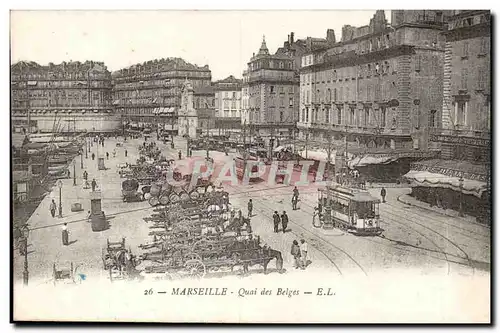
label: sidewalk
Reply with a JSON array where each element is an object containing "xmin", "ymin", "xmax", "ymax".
[{"xmin": 397, "ymin": 193, "xmax": 484, "ymax": 226}]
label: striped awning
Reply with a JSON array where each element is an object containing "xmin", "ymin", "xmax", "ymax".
[
  {"xmin": 81, "ymin": 110, "xmax": 86, "ymax": 114},
  {"xmin": 107, "ymin": 110, "xmax": 112, "ymax": 113},
  {"xmin": 93, "ymin": 109, "xmax": 99, "ymax": 113}
]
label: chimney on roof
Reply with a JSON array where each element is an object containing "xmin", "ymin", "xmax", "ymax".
[{"xmin": 290, "ymin": 32, "xmax": 295, "ymax": 44}]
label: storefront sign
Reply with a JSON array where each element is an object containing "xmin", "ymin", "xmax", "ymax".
[
  {"xmin": 430, "ymin": 134, "xmax": 490, "ymax": 147},
  {"xmin": 411, "ymin": 164, "xmax": 488, "ymax": 182}
]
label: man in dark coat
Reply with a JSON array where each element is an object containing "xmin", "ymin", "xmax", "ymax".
[
  {"xmin": 125, "ymin": 149, "xmax": 128, "ymax": 157},
  {"xmin": 273, "ymin": 211, "xmax": 281, "ymax": 233},
  {"xmin": 281, "ymin": 211, "xmax": 289, "ymax": 233},
  {"xmin": 247, "ymin": 199, "xmax": 253, "ymax": 217},
  {"xmin": 380, "ymin": 187, "xmax": 387, "ymax": 203},
  {"xmin": 91, "ymin": 153, "xmax": 95, "ymax": 161},
  {"xmin": 178, "ymin": 150, "xmax": 182, "ymax": 160},
  {"xmin": 91, "ymin": 178, "xmax": 97, "ymax": 192}
]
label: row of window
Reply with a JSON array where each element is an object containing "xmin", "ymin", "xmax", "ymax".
[
  {"xmin": 114, "ymin": 88, "xmax": 181, "ymax": 99},
  {"xmin": 302, "ymin": 62, "xmax": 393, "ymax": 85},
  {"xmin": 459, "ymin": 67, "xmax": 489, "ymax": 91},
  {"xmin": 459, "ymin": 38, "xmax": 490, "ymax": 58},
  {"xmin": 12, "ymin": 73, "xmax": 109, "ymax": 81},
  {"xmin": 301, "ymin": 83, "xmax": 392, "ymax": 104},
  {"xmin": 249, "ymin": 60, "xmax": 293, "ymax": 71},
  {"xmin": 300, "ymin": 106, "xmax": 389, "ymax": 128},
  {"xmin": 269, "ymin": 85, "xmax": 294, "ymax": 94},
  {"xmin": 302, "ymin": 34, "xmax": 394, "ymax": 67}
]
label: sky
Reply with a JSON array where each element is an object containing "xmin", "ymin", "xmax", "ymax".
[{"xmin": 10, "ymin": 10, "xmax": 386, "ymax": 80}]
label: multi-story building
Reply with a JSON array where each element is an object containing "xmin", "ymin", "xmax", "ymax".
[
  {"xmin": 241, "ymin": 36, "xmax": 302, "ymax": 146},
  {"xmin": 11, "ymin": 61, "xmax": 117, "ymax": 133},
  {"xmin": 298, "ymin": 10, "xmax": 452, "ymax": 181},
  {"xmin": 112, "ymin": 58, "xmax": 211, "ymax": 135},
  {"xmin": 405, "ymin": 10, "xmax": 491, "ymax": 221},
  {"xmin": 213, "ymin": 75, "xmax": 242, "ymax": 134}
]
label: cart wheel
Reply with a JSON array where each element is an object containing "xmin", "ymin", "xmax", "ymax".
[
  {"xmin": 192, "ymin": 239, "xmax": 213, "ymax": 252},
  {"xmin": 186, "ymin": 252, "xmax": 202, "ymax": 261},
  {"xmin": 184, "ymin": 259, "xmax": 206, "ymax": 279},
  {"xmin": 172, "ymin": 226, "xmax": 190, "ymax": 239}
]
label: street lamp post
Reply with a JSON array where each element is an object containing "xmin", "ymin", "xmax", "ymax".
[
  {"xmin": 459, "ymin": 176, "xmax": 464, "ymax": 217},
  {"xmin": 85, "ymin": 138, "xmax": 88, "ymax": 159},
  {"xmin": 58, "ymin": 180, "xmax": 63, "ymax": 218},
  {"xmin": 80, "ymin": 148, "xmax": 84, "ymax": 169},
  {"xmin": 73, "ymin": 160, "xmax": 77, "ymax": 186}
]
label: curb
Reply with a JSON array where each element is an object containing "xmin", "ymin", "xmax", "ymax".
[{"xmin": 396, "ymin": 194, "xmax": 486, "ymax": 226}]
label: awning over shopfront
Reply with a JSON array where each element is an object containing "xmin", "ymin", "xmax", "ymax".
[
  {"xmin": 299, "ymin": 150, "xmax": 335, "ymax": 164},
  {"xmin": 273, "ymin": 145, "xmax": 293, "ymax": 153},
  {"xmin": 348, "ymin": 155, "xmax": 399, "ymax": 168},
  {"xmin": 403, "ymin": 170, "xmax": 488, "ymax": 198}
]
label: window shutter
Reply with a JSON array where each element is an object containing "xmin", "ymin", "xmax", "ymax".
[
  {"xmin": 478, "ymin": 68, "xmax": 485, "ymax": 90},
  {"xmin": 461, "ymin": 68, "xmax": 468, "ymax": 90}
]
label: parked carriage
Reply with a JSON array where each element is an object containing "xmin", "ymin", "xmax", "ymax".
[{"xmin": 317, "ymin": 185, "xmax": 383, "ymax": 236}]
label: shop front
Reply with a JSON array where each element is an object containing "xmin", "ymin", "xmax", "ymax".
[{"xmin": 404, "ymin": 159, "xmax": 490, "ymax": 222}]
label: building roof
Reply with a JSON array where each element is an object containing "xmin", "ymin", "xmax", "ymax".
[
  {"xmin": 112, "ymin": 57, "xmax": 210, "ymax": 77},
  {"xmin": 11, "ymin": 60, "xmax": 109, "ymax": 74},
  {"xmin": 213, "ymin": 75, "xmax": 242, "ymax": 85}
]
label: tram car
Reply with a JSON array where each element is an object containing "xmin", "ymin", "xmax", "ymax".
[{"xmin": 317, "ymin": 185, "xmax": 383, "ymax": 236}]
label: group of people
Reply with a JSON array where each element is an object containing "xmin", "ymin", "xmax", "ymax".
[{"xmin": 290, "ymin": 239, "xmax": 308, "ymax": 270}]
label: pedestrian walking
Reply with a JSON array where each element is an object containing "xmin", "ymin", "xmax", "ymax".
[
  {"xmin": 247, "ymin": 199, "xmax": 253, "ymax": 218},
  {"xmin": 91, "ymin": 153, "xmax": 95, "ymax": 161},
  {"xmin": 380, "ymin": 187, "xmax": 387, "ymax": 203},
  {"xmin": 106, "ymin": 152, "xmax": 109, "ymax": 160},
  {"xmin": 50, "ymin": 199, "xmax": 57, "ymax": 218},
  {"xmin": 178, "ymin": 150, "xmax": 182, "ymax": 160},
  {"xmin": 300, "ymin": 239, "xmax": 308, "ymax": 269},
  {"xmin": 91, "ymin": 178, "xmax": 97, "ymax": 192},
  {"xmin": 62, "ymin": 223, "xmax": 69, "ymax": 246},
  {"xmin": 125, "ymin": 149, "xmax": 128, "ymax": 157},
  {"xmin": 273, "ymin": 211, "xmax": 281, "ymax": 233},
  {"xmin": 281, "ymin": 211, "xmax": 289, "ymax": 233},
  {"xmin": 83, "ymin": 170, "xmax": 88, "ymax": 181},
  {"xmin": 290, "ymin": 240, "xmax": 301, "ymax": 269},
  {"xmin": 112, "ymin": 149, "xmax": 116, "ymax": 158}
]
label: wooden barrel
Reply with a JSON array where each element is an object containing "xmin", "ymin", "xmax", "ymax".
[
  {"xmin": 159, "ymin": 195, "xmax": 170, "ymax": 205},
  {"xmin": 180, "ymin": 192, "xmax": 190, "ymax": 202},
  {"xmin": 150, "ymin": 182, "xmax": 162, "ymax": 197},
  {"xmin": 169, "ymin": 193, "xmax": 180, "ymax": 204},
  {"xmin": 189, "ymin": 191, "xmax": 200, "ymax": 200},
  {"xmin": 148, "ymin": 196, "xmax": 160, "ymax": 207}
]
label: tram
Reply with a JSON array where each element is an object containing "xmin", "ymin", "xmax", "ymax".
[{"xmin": 317, "ymin": 184, "xmax": 383, "ymax": 236}]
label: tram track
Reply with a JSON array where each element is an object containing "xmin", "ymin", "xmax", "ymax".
[{"xmin": 293, "ymin": 191, "xmax": 453, "ymax": 275}]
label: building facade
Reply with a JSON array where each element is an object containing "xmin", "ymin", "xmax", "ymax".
[
  {"xmin": 213, "ymin": 76, "xmax": 242, "ymax": 133},
  {"xmin": 112, "ymin": 58, "xmax": 211, "ymax": 135},
  {"xmin": 297, "ymin": 10, "xmax": 451, "ymax": 180},
  {"xmin": 241, "ymin": 36, "xmax": 301, "ymax": 145},
  {"xmin": 11, "ymin": 61, "xmax": 117, "ymax": 133},
  {"xmin": 405, "ymin": 10, "xmax": 491, "ymax": 221}
]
